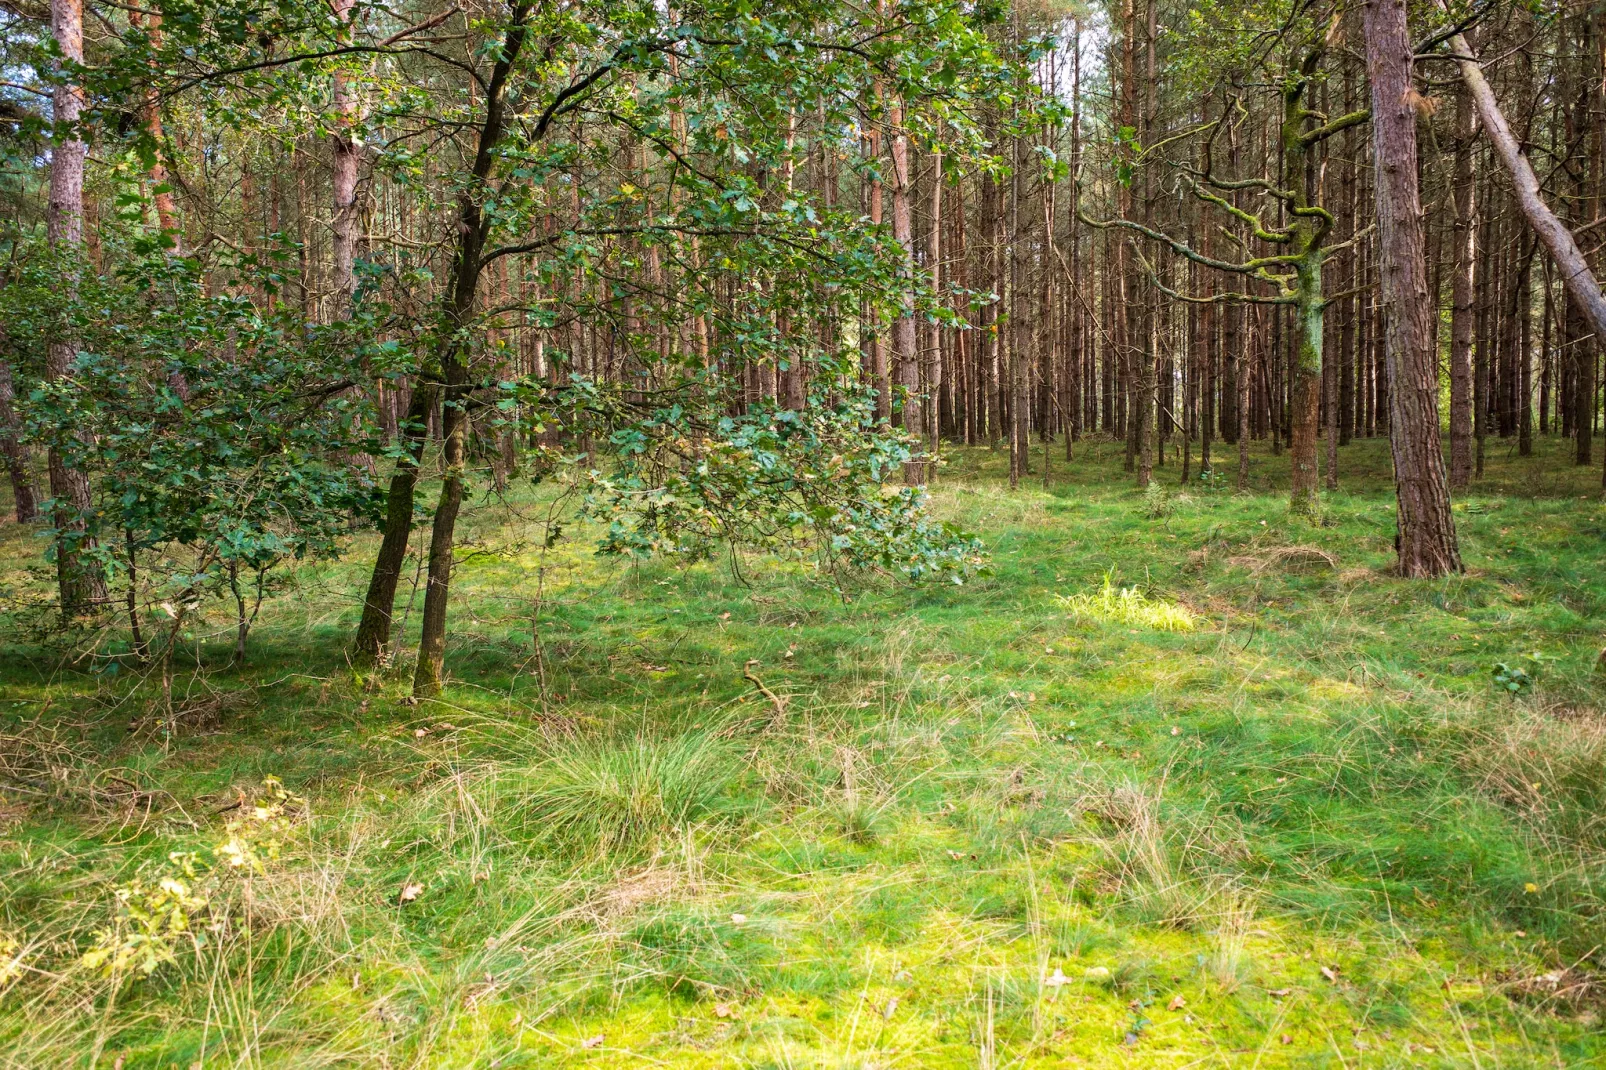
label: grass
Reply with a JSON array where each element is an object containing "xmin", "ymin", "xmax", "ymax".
[
  {"xmin": 1058, "ymin": 573, "xmax": 1198, "ymax": 632},
  {"xmin": 1, "ymin": 431, "xmax": 1604, "ymax": 1067}
]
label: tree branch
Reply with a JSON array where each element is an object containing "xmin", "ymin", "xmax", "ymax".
[{"xmin": 1301, "ymin": 107, "xmax": 1370, "ymax": 145}]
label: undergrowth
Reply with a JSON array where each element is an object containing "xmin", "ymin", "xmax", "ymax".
[{"xmin": 0, "ymin": 435, "xmax": 1603, "ymax": 1067}]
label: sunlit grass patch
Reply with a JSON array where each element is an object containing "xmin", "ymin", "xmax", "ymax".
[{"xmin": 1059, "ymin": 574, "xmax": 1198, "ymax": 633}]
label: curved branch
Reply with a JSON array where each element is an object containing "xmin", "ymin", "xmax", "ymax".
[
  {"xmin": 1189, "ymin": 182, "xmax": 1293, "ymax": 243},
  {"xmin": 1131, "ymin": 247, "xmax": 1293, "ymax": 305},
  {"xmin": 1301, "ymin": 107, "xmax": 1370, "ymax": 145},
  {"xmin": 162, "ymin": 44, "xmax": 487, "ymax": 99},
  {"xmin": 1078, "ymin": 207, "xmax": 1299, "ymax": 274}
]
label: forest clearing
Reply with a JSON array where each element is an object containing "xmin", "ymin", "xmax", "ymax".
[
  {"xmin": 1, "ymin": 440, "xmax": 1604, "ymax": 1066},
  {"xmin": 3, "ymin": 0, "xmax": 1606, "ymax": 1064}
]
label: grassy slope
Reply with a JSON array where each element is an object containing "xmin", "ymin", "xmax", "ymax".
[{"xmin": 1, "ymin": 435, "xmax": 1604, "ymax": 1068}]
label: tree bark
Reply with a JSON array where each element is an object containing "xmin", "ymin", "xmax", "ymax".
[
  {"xmin": 410, "ymin": 9, "xmax": 531, "ymax": 697},
  {"xmin": 1366, "ymin": 0, "xmax": 1462, "ymax": 576},
  {"xmin": 866, "ymin": 104, "xmax": 889, "ymax": 424},
  {"xmin": 330, "ymin": 0, "xmax": 362, "ymax": 302},
  {"xmin": 128, "ymin": 9, "xmax": 178, "ymax": 239},
  {"xmin": 924, "ymin": 149, "xmax": 943, "ymax": 465},
  {"xmin": 46, "ymin": 0, "xmax": 107, "ymax": 615},
  {"xmin": 1440, "ymin": 12, "xmax": 1606, "ymax": 364},
  {"xmin": 1236, "ymin": 309, "xmax": 1251, "ymax": 490},
  {"xmin": 351, "ymin": 383, "xmax": 436, "ymax": 665},
  {"xmin": 1448, "ymin": 77, "xmax": 1476, "ymax": 488},
  {"xmin": 0, "ymin": 356, "xmax": 37, "ymax": 523},
  {"xmin": 889, "ymin": 100, "xmax": 923, "ymax": 484}
]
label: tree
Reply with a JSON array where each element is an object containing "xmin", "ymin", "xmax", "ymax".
[
  {"xmin": 1448, "ymin": 66, "xmax": 1475, "ymax": 489},
  {"xmin": 1435, "ymin": 4, "xmax": 1606, "ymax": 480},
  {"xmin": 1364, "ymin": 0, "xmax": 1462, "ymax": 576},
  {"xmin": 1079, "ymin": 11, "xmax": 1367, "ymax": 516},
  {"xmin": 44, "ymin": 0, "xmax": 108, "ymax": 615}
]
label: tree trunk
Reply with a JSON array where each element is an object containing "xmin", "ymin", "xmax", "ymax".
[
  {"xmin": 1448, "ymin": 78, "xmax": 1476, "ymax": 488},
  {"xmin": 1365, "ymin": 0, "xmax": 1462, "ymax": 576},
  {"xmin": 330, "ymin": 0, "xmax": 361, "ymax": 302},
  {"xmin": 0, "ymin": 356, "xmax": 37, "ymax": 523},
  {"xmin": 128, "ymin": 9, "xmax": 178, "ymax": 239},
  {"xmin": 1288, "ymin": 255, "xmax": 1322, "ymax": 512},
  {"xmin": 412, "ymin": 371, "xmax": 467, "ymax": 697},
  {"xmin": 47, "ymin": 0, "xmax": 107, "ymax": 615},
  {"xmin": 1441, "ymin": 9, "xmax": 1606, "ymax": 373},
  {"xmin": 409, "ymin": 10, "xmax": 531, "ymax": 697},
  {"xmin": 890, "ymin": 101, "xmax": 923, "ymax": 484},
  {"xmin": 866, "ymin": 109, "xmax": 889, "ymax": 424},
  {"xmin": 924, "ymin": 150, "xmax": 943, "ymax": 463},
  {"xmin": 351, "ymin": 384, "xmax": 436, "ymax": 665},
  {"xmin": 1236, "ymin": 309, "xmax": 1251, "ymax": 491}
]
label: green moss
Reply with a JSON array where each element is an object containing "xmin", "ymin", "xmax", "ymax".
[{"xmin": 0, "ymin": 436, "xmax": 1603, "ymax": 1066}]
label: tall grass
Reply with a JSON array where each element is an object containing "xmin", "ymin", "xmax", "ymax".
[
  {"xmin": 1, "ymin": 436, "xmax": 1604, "ymax": 1065},
  {"xmin": 499, "ymin": 728, "xmax": 741, "ymax": 858}
]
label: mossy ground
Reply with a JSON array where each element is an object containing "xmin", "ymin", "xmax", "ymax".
[{"xmin": 2, "ymin": 434, "xmax": 1604, "ymax": 1067}]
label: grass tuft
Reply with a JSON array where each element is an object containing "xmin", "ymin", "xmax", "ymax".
[
  {"xmin": 500, "ymin": 728, "xmax": 740, "ymax": 858},
  {"xmin": 1059, "ymin": 573, "xmax": 1197, "ymax": 632}
]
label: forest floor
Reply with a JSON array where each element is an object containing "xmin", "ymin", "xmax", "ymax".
[{"xmin": 2, "ymin": 435, "xmax": 1605, "ymax": 1068}]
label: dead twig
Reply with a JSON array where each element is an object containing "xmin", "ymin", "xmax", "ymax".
[{"xmin": 742, "ymin": 660, "xmax": 788, "ymax": 726}]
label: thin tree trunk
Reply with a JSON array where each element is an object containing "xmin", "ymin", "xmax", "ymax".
[
  {"xmin": 1365, "ymin": 0, "xmax": 1462, "ymax": 576},
  {"xmin": 890, "ymin": 100, "xmax": 923, "ymax": 483},
  {"xmin": 351, "ymin": 384, "xmax": 437, "ymax": 665},
  {"xmin": 0, "ymin": 356, "xmax": 37, "ymax": 522},
  {"xmin": 330, "ymin": 0, "xmax": 361, "ymax": 302},
  {"xmin": 46, "ymin": 0, "xmax": 107, "ymax": 615},
  {"xmin": 925, "ymin": 150, "xmax": 943, "ymax": 464},
  {"xmin": 1449, "ymin": 76, "xmax": 1476, "ymax": 488},
  {"xmin": 1236, "ymin": 309, "xmax": 1251, "ymax": 491},
  {"xmin": 128, "ymin": 9, "xmax": 178, "ymax": 239},
  {"xmin": 867, "ymin": 106, "xmax": 889, "ymax": 424}
]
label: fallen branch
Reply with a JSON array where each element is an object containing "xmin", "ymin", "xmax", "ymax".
[{"xmin": 742, "ymin": 659, "xmax": 788, "ymax": 724}]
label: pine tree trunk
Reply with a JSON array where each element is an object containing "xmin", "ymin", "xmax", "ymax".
[
  {"xmin": 1448, "ymin": 79, "xmax": 1476, "ymax": 488},
  {"xmin": 924, "ymin": 150, "xmax": 943, "ymax": 464},
  {"xmin": 46, "ymin": 0, "xmax": 106, "ymax": 616},
  {"xmin": 890, "ymin": 102, "xmax": 923, "ymax": 484},
  {"xmin": 1236, "ymin": 309, "xmax": 1251, "ymax": 490},
  {"xmin": 330, "ymin": 0, "xmax": 361, "ymax": 302},
  {"xmin": 1365, "ymin": 0, "xmax": 1463, "ymax": 576}
]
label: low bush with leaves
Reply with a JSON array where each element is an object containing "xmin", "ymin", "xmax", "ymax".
[
  {"xmin": 1492, "ymin": 662, "xmax": 1533, "ymax": 694},
  {"xmin": 3, "ymin": 242, "xmax": 388, "ymax": 659},
  {"xmin": 79, "ymin": 776, "xmax": 303, "ymax": 981}
]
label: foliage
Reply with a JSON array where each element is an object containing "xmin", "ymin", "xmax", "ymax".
[
  {"xmin": 1, "ymin": 238, "xmax": 388, "ymax": 647},
  {"xmin": 1491, "ymin": 662, "xmax": 1533, "ymax": 694},
  {"xmin": 1141, "ymin": 480, "xmax": 1170, "ymax": 518},
  {"xmin": 540, "ymin": 379, "xmax": 988, "ymax": 585},
  {"xmin": 79, "ymin": 776, "xmax": 303, "ymax": 979},
  {"xmin": 78, "ymin": 862, "xmax": 210, "ymax": 978}
]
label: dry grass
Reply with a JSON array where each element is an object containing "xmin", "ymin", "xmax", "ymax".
[{"xmin": 1226, "ymin": 544, "xmax": 1340, "ymax": 574}]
